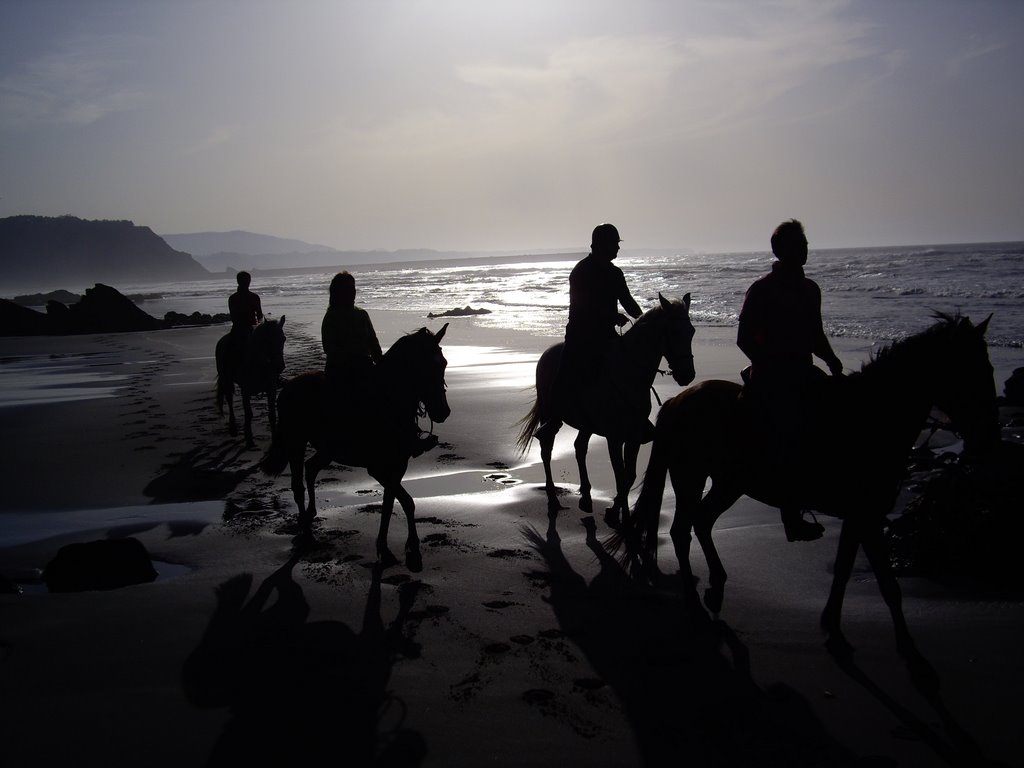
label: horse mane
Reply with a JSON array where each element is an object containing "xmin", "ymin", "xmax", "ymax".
[
  {"xmin": 383, "ymin": 327, "xmax": 433, "ymax": 362},
  {"xmin": 862, "ymin": 311, "xmax": 964, "ymax": 376},
  {"xmin": 629, "ymin": 303, "xmax": 665, "ymax": 332}
]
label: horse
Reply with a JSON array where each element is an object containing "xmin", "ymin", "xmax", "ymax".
[
  {"xmin": 215, "ymin": 317, "xmax": 287, "ymax": 448},
  {"xmin": 261, "ymin": 324, "xmax": 450, "ymax": 571},
  {"xmin": 616, "ymin": 313, "xmax": 999, "ymax": 679},
  {"xmin": 515, "ymin": 294, "xmax": 696, "ymax": 523}
]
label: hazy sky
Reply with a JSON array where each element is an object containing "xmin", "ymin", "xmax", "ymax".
[{"xmin": 2, "ymin": 0, "xmax": 1022, "ymax": 253}]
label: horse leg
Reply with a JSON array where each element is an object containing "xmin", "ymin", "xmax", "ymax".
[
  {"xmin": 692, "ymin": 479, "xmax": 743, "ymax": 614},
  {"xmin": 242, "ymin": 391, "xmax": 255, "ymax": 448},
  {"xmin": 289, "ymin": 449, "xmax": 308, "ymax": 528},
  {"xmin": 394, "ymin": 484, "xmax": 422, "ymax": 573},
  {"xmin": 375, "ymin": 485, "xmax": 401, "ymax": 570},
  {"xmin": 606, "ymin": 439, "xmax": 640, "ymax": 528},
  {"xmin": 540, "ymin": 423, "xmax": 565, "ymax": 516},
  {"xmin": 860, "ymin": 523, "xmax": 938, "ymax": 688},
  {"xmin": 267, "ymin": 388, "xmax": 277, "ymax": 435},
  {"xmin": 224, "ymin": 384, "xmax": 237, "ymax": 437},
  {"xmin": 301, "ymin": 450, "xmax": 331, "ymax": 531},
  {"xmin": 575, "ymin": 431, "xmax": 594, "ymax": 515},
  {"xmin": 821, "ymin": 518, "xmax": 861, "ymax": 658},
  {"xmin": 666, "ymin": 466, "xmax": 707, "ymax": 612}
]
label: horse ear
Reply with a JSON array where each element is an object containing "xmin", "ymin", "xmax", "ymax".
[
  {"xmin": 435, "ymin": 322, "xmax": 449, "ymax": 343},
  {"xmin": 682, "ymin": 292, "xmax": 691, "ymax": 310},
  {"xmin": 976, "ymin": 313, "xmax": 992, "ymax": 336},
  {"xmin": 280, "ymin": 315, "xmax": 286, "ymax": 329},
  {"xmin": 659, "ymin": 293, "xmax": 672, "ymax": 312}
]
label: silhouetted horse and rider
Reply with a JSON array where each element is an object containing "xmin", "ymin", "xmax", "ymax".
[
  {"xmin": 517, "ymin": 224, "xmax": 696, "ymax": 523},
  {"xmin": 262, "ymin": 272, "xmax": 449, "ymax": 572}
]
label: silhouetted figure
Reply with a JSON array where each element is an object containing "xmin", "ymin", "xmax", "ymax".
[
  {"xmin": 321, "ymin": 271, "xmax": 436, "ymax": 457},
  {"xmin": 737, "ymin": 219, "xmax": 843, "ymax": 542},
  {"xmin": 536, "ymin": 223, "xmax": 650, "ymax": 443},
  {"xmin": 228, "ymin": 270, "xmax": 264, "ymax": 365}
]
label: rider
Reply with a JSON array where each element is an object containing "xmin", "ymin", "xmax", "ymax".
[
  {"xmin": 228, "ymin": 270, "xmax": 264, "ymax": 364},
  {"xmin": 321, "ymin": 271, "xmax": 435, "ymax": 457},
  {"xmin": 737, "ymin": 219, "xmax": 843, "ymax": 542},
  {"xmin": 536, "ymin": 223, "xmax": 651, "ymax": 443}
]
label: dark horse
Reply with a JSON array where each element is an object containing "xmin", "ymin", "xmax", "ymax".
[
  {"xmin": 516, "ymin": 294, "xmax": 696, "ymax": 522},
  {"xmin": 261, "ymin": 325, "xmax": 450, "ymax": 571},
  {"xmin": 618, "ymin": 313, "xmax": 999, "ymax": 678},
  {"xmin": 215, "ymin": 317, "xmax": 287, "ymax": 448}
]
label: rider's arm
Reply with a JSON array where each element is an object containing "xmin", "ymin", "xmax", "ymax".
[{"xmin": 808, "ymin": 281, "xmax": 842, "ymax": 375}]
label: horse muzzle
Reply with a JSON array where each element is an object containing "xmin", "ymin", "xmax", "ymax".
[{"xmin": 427, "ymin": 395, "xmax": 451, "ymax": 424}]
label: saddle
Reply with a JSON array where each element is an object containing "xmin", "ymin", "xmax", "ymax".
[
  {"xmin": 321, "ymin": 370, "xmax": 424, "ymax": 461},
  {"xmin": 738, "ymin": 366, "xmax": 843, "ymax": 471}
]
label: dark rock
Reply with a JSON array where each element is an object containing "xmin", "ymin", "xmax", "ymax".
[
  {"xmin": 48, "ymin": 283, "xmax": 163, "ymax": 334},
  {"xmin": 887, "ymin": 440, "xmax": 1024, "ymax": 593},
  {"xmin": 427, "ymin": 305, "xmax": 491, "ymax": 318},
  {"xmin": 1004, "ymin": 367, "xmax": 1024, "ymax": 406},
  {"xmin": 43, "ymin": 537, "xmax": 158, "ymax": 592},
  {"xmin": 164, "ymin": 310, "xmax": 231, "ymax": 327},
  {"xmin": 12, "ymin": 289, "xmax": 81, "ymax": 307},
  {"xmin": 0, "ymin": 298, "xmax": 52, "ymax": 335}
]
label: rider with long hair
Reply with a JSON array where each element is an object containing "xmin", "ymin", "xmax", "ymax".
[{"xmin": 322, "ymin": 271, "xmax": 435, "ymax": 457}]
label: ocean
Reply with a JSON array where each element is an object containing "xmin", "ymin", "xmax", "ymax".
[
  {"xmin": 102, "ymin": 240, "xmax": 1021, "ymax": 364},
  {"xmin": 11, "ymin": 240, "xmax": 1024, "ymax": 389}
]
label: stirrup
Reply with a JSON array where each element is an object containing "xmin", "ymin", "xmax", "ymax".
[{"xmin": 782, "ymin": 510, "xmax": 824, "ymax": 542}]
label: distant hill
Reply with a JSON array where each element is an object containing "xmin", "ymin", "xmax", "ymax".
[
  {"xmin": 160, "ymin": 229, "xmax": 548, "ymax": 272},
  {"xmin": 161, "ymin": 230, "xmax": 338, "ymax": 259},
  {"xmin": 0, "ymin": 215, "xmax": 210, "ymax": 292}
]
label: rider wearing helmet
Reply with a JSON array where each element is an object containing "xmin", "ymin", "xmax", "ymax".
[{"xmin": 537, "ymin": 223, "xmax": 651, "ymax": 443}]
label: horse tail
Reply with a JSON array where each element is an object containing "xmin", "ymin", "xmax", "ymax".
[
  {"xmin": 260, "ymin": 381, "xmax": 292, "ymax": 476},
  {"xmin": 514, "ymin": 344, "xmax": 561, "ymax": 457},
  {"xmin": 514, "ymin": 397, "xmax": 542, "ymax": 456}
]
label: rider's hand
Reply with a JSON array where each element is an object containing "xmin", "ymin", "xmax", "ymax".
[{"xmin": 615, "ymin": 313, "xmax": 630, "ymax": 328}]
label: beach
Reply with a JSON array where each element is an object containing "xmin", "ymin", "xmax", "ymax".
[{"xmin": 1, "ymin": 311, "xmax": 1022, "ymax": 767}]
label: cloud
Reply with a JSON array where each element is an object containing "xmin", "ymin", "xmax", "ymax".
[
  {"xmin": 0, "ymin": 34, "xmax": 147, "ymax": 128},
  {"xmin": 946, "ymin": 34, "xmax": 1005, "ymax": 77}
]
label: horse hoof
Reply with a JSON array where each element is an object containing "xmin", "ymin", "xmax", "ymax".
[
  {"xmin": 579, "ymin": 496, "xmax": 593, "ymax": 514},
  {"xmin": 378, "ymin": 549, "xmax": 401, "ymax": 570},
  {"xmin": 825, "ymin": 632, "xmax": 855, "ymax": 661},
  {"xmin": 703, "ymin": 586, "xmax": 724, "ymax": 614},
  {"xmin": 603, "ymin": 509, "xmax": 621, "ymax": 530},
  {"xmin": 907, "ymin": 652, "xmax": 941, "ymax": 694},
  {"xmin": 406, "ymin": 547, "xmax": 423, "ymax": 573}
]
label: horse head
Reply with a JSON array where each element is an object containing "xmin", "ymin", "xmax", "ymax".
[
  {"xmin": 933, "ymin": 313, "xmax": 999, "ymax": 454},
  {"xmin": 253, "ymin": 315, "xmax": 287, "ymax": 377},
  {"xmin": 422, "ymin": 322, "xmax": 451, "ymax": 424},
  {"xmin": 385, "ymin": 323, "xmax": 451, "ymax": 425},
  {"xmin": 657, "ymin": 292, "xmax": 696, "ymax": 386}
]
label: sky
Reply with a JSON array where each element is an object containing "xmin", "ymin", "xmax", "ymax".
[{"xmin": 1, "ymin": 0, "xmax": 1023, "ymax": 254}]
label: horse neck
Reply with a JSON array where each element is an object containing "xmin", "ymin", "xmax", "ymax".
[
  {"xmin": 621, "ymin": 313, "xmax": 666, "ymax": 384},
  {"xmin": 856, "ymin": 333, "xmax": 944, "ymax": 443},
  {"xmin": 379, "ymin": 346, "xmax": 422, "ymax": 413}
]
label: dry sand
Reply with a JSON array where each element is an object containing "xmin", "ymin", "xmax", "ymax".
[{"xmin": 1, "ymin": 312, "xmax": 1021, "ymax": 767}]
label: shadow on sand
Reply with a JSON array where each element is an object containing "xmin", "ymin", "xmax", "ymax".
[
  {"xmin": 525, "ymin": 516, "xmax": 879, "ymax": 767},
  {"xmin": 182, "ymin": 554, "xmax": 426, "ymax": 766}
]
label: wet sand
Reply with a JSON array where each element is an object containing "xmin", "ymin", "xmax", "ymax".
[{"xmin": 0, "ymin": 313, "xmax": 1021, "ymax": 767}]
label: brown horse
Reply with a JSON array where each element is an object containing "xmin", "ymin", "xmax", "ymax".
[
  {"xmin": 261, "ymin": 325, "xmax": 449, "ymax": 571},
  {"xmin": 215, "ymin": 317, "xmax": 287, "ymax": 448},
  {"xmin": 617, "ymin": 314, "xmax": 999, "ymax": 679},
  {"xmin": 516, "ymin": 294, "xmax": 696, "ymax": 523}
]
